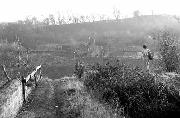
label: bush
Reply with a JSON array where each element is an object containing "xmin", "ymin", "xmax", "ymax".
[
  {"xmin": 0, "ymin": 42, "xmax": 34, "ymax": 80},
  {"xmin": 82, "ymin": 60, "xmax": 180, "ymax": 118},
  {"xmin": 151, "ymin": 29, "xmax": 179, "ymax": 72}
]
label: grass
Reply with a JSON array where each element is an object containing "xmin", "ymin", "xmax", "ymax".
[
  {"xmin": 54, "ymin": 76, "xmax": 124, "ymax": 118},
  {"xmin": 42, "ymin": 65, "xmax": 75, "ymax": 79},
  {"xmin": 76, "ymin": 58, "xmax": 180, "ymax": 118}
]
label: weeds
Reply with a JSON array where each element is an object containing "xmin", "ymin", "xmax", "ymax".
[{"xmin": 78, "ymin": 59, "xmax": 180, "ymax": 118}]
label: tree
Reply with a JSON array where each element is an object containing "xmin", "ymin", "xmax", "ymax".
[
  {"xmin": 31, "ymin": 16, "xmax": 38, "ymax": 25},
  {"xmin": 67, "ymin": 16, "xmax": 73, "ymax": 24},
  {"xmin": 133, "ymin": 10, "xmax": 140, "ymax": 17},
  {"xmin": 31, "ymin": 16, "xmax": 40, "ymax": 33},
  {"xmin": 80, "ymin": 15, "xmax": 85, "ymax": 23},
  {"xmin": 152, "ymin": 29, "xmax": 179, "ymax": 72},
  {"xmin": 72, "ymin": 16, "xmax": 79, "ymax": 24},
  {"xmin": 43, "ymin": 18, "xmax": 50, "ymax": 25},
  {"xmin": 57, "ymin": 15, "xmax": 64, "ymax": 25},
  {"xmin": 91, "ymin": 15, "xmax": 96, "ymax": 22},
  {"xmin": 99, "ymin": 15, "xmax": 106, "ymax": 21},
  {"xmin": 86, "ymin": 15, "xmax": 90, "ymax": 22},
  {"xmin": 49, "ymin": 14, "xmax": 55, "ymax": 25},
  {"xmin": 113, "ymin": 8, "xmax": 121, "ymax": 20},
  {"xmin": 174, "ymin": 15, "xmax": 180, "ymax": 23},
  {"xmin": 17, "ymin": 20, "xmax": 24, "ymax": 25},
  {"xmin": 24, "ymin": 17, "xmax": 33, "ymax": 25}
]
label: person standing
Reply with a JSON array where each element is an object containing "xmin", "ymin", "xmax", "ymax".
[{"xmin": 142, "ymin": 45, "xmax": 153, "ymax": 72}]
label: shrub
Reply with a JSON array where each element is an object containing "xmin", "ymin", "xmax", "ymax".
[
  {"xmin": 151, "ymin": 29, "xmax": 179, "ymax": 73},
  {"xmin": 0, "ymin": 42, "xmax": 34, "ymax": 80},
  {"xmin": 82, "ymin": 60, "xmax": 180, "ymax": 118}
]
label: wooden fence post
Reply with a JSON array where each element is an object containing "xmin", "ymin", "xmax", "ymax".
[
  {"xmin": 20, "ymin": 65, "xmax": 41, "ymax": 104},
  {"xmin": 39, "ymin": 68, "xmax": 42, "ymax": 80},
  {"xmin": 34, "ymin": 73, "xmax": 37, "ymax": 87},
  {"xmin": 21, "ymin": 76, "xmax": 26, "ymax": 103}
]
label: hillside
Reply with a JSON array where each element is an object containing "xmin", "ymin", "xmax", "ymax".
[{"xmin": 0, "ymin": 15, "xmax": 180, "ymax": 50}]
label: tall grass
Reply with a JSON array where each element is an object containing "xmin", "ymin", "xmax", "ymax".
[{"xmin": 77, "ymin": 59, "xmax": 180, "ymax": 118}]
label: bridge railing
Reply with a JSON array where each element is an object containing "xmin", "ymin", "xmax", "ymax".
[
  {"xmin": 21, "ymin": 65, "xmax": 42, "ymax": 102},
  {"xmin": 24, "ymin": 65, "xmax": 42, "ymax": 83},
  {"xmin": 0, "ymin": 65, "xmax": 42, "ymax": 118}
]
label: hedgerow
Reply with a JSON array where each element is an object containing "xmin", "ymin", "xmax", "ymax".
[{"xmin": 79, "ymin": 59, "xmax": 180, "ymax": 118}]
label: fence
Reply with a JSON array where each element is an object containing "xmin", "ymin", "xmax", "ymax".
[
  {"xmin": 0, "ymin": 65, "xmax": 42, "ymax": 118},
  {"xmin": 21, "ymin": 65, "xmax": 42, "ymax": 102},
  {"xmin": 0, "ymin": 65, "xmax": 42, "ymax": 88}
]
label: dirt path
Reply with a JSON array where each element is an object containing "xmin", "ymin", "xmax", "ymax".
[
  {"xmin": 16, "ymin": 76, "xmax": 118, "ymax": 118},
  {"xmin": 53, "ymin": 76, "xmax": 116, "ymax": 118},
  {"xmin": 16, "ymin": 78, "xmax": 56, "ymax": 118}
]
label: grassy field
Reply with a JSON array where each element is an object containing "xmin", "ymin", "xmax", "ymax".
[{"xmin": 42, "ymin": 65, "xmax": 75, "ymax": 79}]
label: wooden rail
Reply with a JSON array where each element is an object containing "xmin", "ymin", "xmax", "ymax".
[
  {"xmin": 25, "ymin": 65, "xmax": 42, "ymax": 82},
  {"xmin": 21, "ymin": 65, "xmax": 42, "ymax": 102}
]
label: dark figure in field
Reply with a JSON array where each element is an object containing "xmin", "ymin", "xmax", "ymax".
[{"xmin": 142, "ymin": 45, "xmax": 153, "ymax": 72}]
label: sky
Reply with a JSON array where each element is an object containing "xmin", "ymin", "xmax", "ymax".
[{"xmin": 0, "ymin": 0, "xmax": 180, "ymax": 22}]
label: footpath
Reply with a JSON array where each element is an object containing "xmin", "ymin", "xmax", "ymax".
[
  {"xmin": 15, "ymin": 78, "xmax": 56, "ymax": 118},
  {"xmin": 15, "ymin": 76, "xmax": 117, "ymax": 118}
]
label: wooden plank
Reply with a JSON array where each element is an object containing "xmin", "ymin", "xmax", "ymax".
[
  {"xmin": 25, "ymin": 71, "xmax": 35, "ymax": 82},
  {"xmin": 25, "ymin": 65, "xmax": 41, "ymax": 82},
  {"xmin": 36, "ymin": 65, "xmax": 41, "ymax": 71},
  {"xmin": 25, "ymin": 74, "xmax": 31, "ymax": 82}
]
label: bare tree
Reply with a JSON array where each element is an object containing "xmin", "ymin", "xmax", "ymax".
[
  {"xmin": 174, "ymin": 15, "xmax": 180, "ymax": 23},
  {"xmin": 72, "ymin": 16, "xmax": 79, "ymax": 24},
  {"xmin": 67, "ymin": 16, "xmax": 73, "ymax": 24},
  {"xmin": 113, "ymin": 8, "xmax": 121, "ymax": 20},
  {"xmin": 99, "ymin": 14, "xmax": 106, "ymax": 21},
  {"xmin": 49, "ymin": 14, "xmax": 56, "ymax": 25},
  {"xmin": 31, "ymin": 17, "xmax": 38, "ymax": 25},
  {"xmin": 91, "ymin": 15, "xmax": 96, "ymax": 22},
  {"xmin": 1, "ymin": 64, "xmax": 11, "ymax": 82},
  {"xmin": 24, "ymin": 17, "xmax": 33, "ymax": 25},
  {"xmin": 31, "ymin": 16, "xmax": 39, "ymax": 33},
  {"xmin": 57, "ymin": 15, "xmax": 64, "ymax": 25},
  {"xmin": 43, "ymin": 18, "xmax": 50, "ymax": 25},
  {"xmin": 85, "ymin": 15, "xmax": 90, "ymax": 22},
  {"xmin": 17, "ymin": 20, "xmax": 24, "ymax": 25},
  {"xmin": 133, "ymin": 10, "xmax": 140, "ymax": 17},
  {"xmin": 80, "ymin": 15, "xmax": 85, "ymax": 23}
]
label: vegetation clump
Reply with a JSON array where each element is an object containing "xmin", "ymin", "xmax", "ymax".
[
  {"xmin": 151, "ymin": 29, "xmax": 180, "ymax": 73},
  {"xmin": 0, "ymin": 42, "xmax": 34, "ymax": 81},
  {"xmin": 78, "ymin": 59, "xmax": 180, "ymax": 118}
]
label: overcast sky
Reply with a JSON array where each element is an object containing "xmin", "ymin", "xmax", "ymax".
[{"xmin": 0, "ymin": 0, "xmax": 180, "ymax": 22}]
